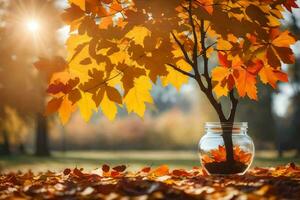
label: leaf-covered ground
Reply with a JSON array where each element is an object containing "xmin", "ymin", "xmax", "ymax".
[
  {"xmin": 1, "ymin": 163, "xmax": 300, "ymax": 200},
  {"xmin": 2, "ymin": 150, "xmax": 299, "ymax": 173}
]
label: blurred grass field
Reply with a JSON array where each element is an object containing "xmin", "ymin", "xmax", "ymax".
[{"xmin": 1, "ymin": 150, "xmax": 300, "ymax": 173}]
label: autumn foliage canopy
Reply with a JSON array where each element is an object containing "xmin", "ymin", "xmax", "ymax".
[{"xmin": 35, "ymin": 0, "xmax": 298, "ymax": 124}]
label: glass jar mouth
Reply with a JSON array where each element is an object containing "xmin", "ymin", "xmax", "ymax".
[
  {"xmin": 205, "ymin": 122, "xmax": 248, "ymax": 133},
  {"xmin": 205, "ymin": 122, "xmax": 248, "ymax": 128}
]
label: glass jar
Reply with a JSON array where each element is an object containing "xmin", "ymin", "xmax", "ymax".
[{"xmin": 198, "ymin": 122, "xmax": 254, "ymax": 175}]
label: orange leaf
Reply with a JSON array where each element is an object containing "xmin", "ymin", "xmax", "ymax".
[
  {"xmin": 151, "ymin": 165, "xmax": 169, "ymax": 176},
  {"xmin": 201, "ymin": 154, "xmax": 214, "ymax": 163},
  {"xmin": 195, "ymin": 0, "xmax": 213, "ymax": 14},
  {"xmin": 235, "ymin": 67, "xmax": 258, "ymax": 100},
  {"xmin": 210, "ymin": 145, "xmax": 227, "ymax": 162},
  {"xmin": 58, "ymin": 97, "xmax": 74, "ymax": 125},
  {"xmin": 45, "ymin": 97, "xmax": 63, "ymax": 116},
  {"xmin": 259, "ymin": 66, "xmax": 288, "ymax": 88},
  {"xmin": 272, "ymin": 30, "xmax": 296, "ymax": 48}
]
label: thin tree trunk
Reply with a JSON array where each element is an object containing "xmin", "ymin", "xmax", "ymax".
[
  {"xmin": 172, "ymin": 1, "xmax": 239, "ymax": 167},
  {"xmin": 35, "ymin": 113, "xmax": 50, "ymax": 156},
  {"xmin": 1, "ymin": 130, "xmax": 11, "ymax": 155},
  {"xmin": 220, "ymin": 119, "xmax": 235, "ymax": 164},
  {"xmin": 19, "ymin": 143, "xmax": 26, "ymax": 154}
]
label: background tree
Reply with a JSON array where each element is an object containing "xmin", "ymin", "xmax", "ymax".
[
  {"xmin": 0, "ymin": 0, "xmax": 61, "ymax": 156},
  {"xmin": 38, "ymin": 0, "xmax": 298, "ymax": 169},
  {"xmin": 277, "ymin": 13, "xmax": 300, "ymax": 156}
]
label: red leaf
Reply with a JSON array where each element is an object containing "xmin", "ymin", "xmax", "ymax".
[
  {"xmin": 172, "ymin": 169, "xmax": 190, "ymax": 177},
  {"xmin": 111, "ymin": 171, "xmax": 120, "ymax": 177},
  {"xmin": 141, "ymin": 167, "xmax": 151, "ymax": 173},
  {"xmin": 73, "ymin": 168, "xmax": 84, "ymax": 177},
  {"xmin": 102, "ymin": 164, "xmax": 110, "ymax": 173},
  {"xmin": 112, "ymin": 165, "xmax": 126, "ymax": 172},
  {"xmin": 63, "ymin": 168, "xmax": 71, "ymax": 175},
  {"xmin": 283, "ymin": 0, "xmax": 299, "ymax": 12},
  {"xmin": 218, "ymin": 52, "xmax": 231, "ymax": 67}
]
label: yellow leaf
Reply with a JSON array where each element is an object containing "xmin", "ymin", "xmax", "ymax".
[
  {"xmin": 100, "ymin": 93, "xmax": 118, "ymax": 120},
  {"xmin": 78, "ymin": 92, "xmax": 97, "ymax": 122},
  {"xmin": 125, "ymin": 26, "xmax": 151, "ymax": 47},
  {"xmin": 211, "ymin": 66, "xmax": 230, "ymax": 98},
  {"xmin": 67, "ymin": 34, "xmax": 105, "ymax": 83},
  {"xmin": 124, "ymin": 76, "xmax": 153, "ymax": 117},
  {"xmin": 69, "ymin": 0, "xmax": 85, "ymax": 11},
  {"xmin": 217, "ymin": 38, "xmax": 232, "ymax": 51},
  {"xmin": 66, "ymin": 34, "xmax": 90, "ymax": 59},
  {"xmin": 213, "ymin": 84, "xmax": 229, "ymax": 98},
  {"xmin": 162, "ymin": 60, "xmax": 192, "ymax": 90},
  {"xmin": 59, "ymin": 96, "xmax": 73, "ymax": 125},
  {"xmin": 272, "ymin": 31, "xmax": 296, "ymax": 47},
  {"xmin": 172, "ymin": 48, "xmax": 184, "ymax": 58},
  {"xmin": 109, "ymin": 50, "xmax": 127, "ymax": 65},
  {"xmin": 267, "ymin": 15, "xmax": 280, "ymax": 27}
]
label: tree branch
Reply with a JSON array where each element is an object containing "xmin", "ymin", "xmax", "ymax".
[
  {"xmin": 228, "ymin": 90, "xmax": 239, "ymax": 122},
  {"xmin": 194, "ymin": 17, "xmax": 227, "ymax": 121},
  {"xmin": 166, "ymin": 63, "xmax": 195, "ymax": 78},
  {"xmin": 171, "ymin": 32, "xmax": 194, "ymax": 67},
  {"xmin": 200, "ymin": 19, "xmax": 211, "ymax": 89},
  {"xmin": 188, "ymin": 0, "xmax": 200, "ymax": 79}
]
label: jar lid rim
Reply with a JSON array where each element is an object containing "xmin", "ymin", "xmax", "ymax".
[{"xmin": 205, "ymin": 122, "xmax": 248, "ymax": 128}]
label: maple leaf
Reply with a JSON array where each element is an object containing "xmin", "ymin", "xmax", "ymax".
[
  {"xmin": 100, "ymin": 92, "xmax": 118, "ymax": 121},
  {"xmin": 210, "ymin": 145, "xmax": 227, "ymax": 162},
  {"xmin": 112, "ymin": 165, "xmax": 127, "ymax": 172},
  {"xmin": 202, "ymin": 145, "xmax": 252, "ymax": 164},
  {"xmin": 70, "ymin": 0, "xmax": 85, "ymax": 11},
  {"xmin": 34, "ymin": 56, "xmax": 67, "ymax": 81},
  {"xmin": 283, "ymin": 0, "xmax": 299, "ymax": 12},
  {"xmin": 211, "ymin": 53, "xmax": 237, "ymax": 98},
  {"xmin": 259, "ymin": 66, "xmax": 288, "ymax": 88},
  {"xmin": 61, "ymin": 3, "xmax": 85, "ymax": 25},
  {"xmin": 116, "ymin": 63, "xmax": 146, "ymax": 95},
  {"xmin": 59, "ymin": 96, "xmax": 74, "ymax": 125},
  {"xmin": 235, "ymin": 60, "xmax": 263, "ymax": 100},
  {"xmin": 211, "ymin": 66, "xmax": 232, "ymax": 98},
  {"xmin": 162, "ymin": 59, "xmax": 192, "ymax": 90},
  {"xmin": 151, "ymin": 165, "xmax": 169, "ymax": 176},
  {"xmin": 124, "ymin": 76, "xmax": 153, "ymax": 117},
  {"xmin": 77, "ymin": 92, "xmax": 97, "ymax": 122},
  {"xmin": 212, "ymin": 53, "xmax": 263, "ymax": 100},
  {"xmin": 195, "ymin": 0, "xmax": 214, "ymax": 14},
  {"xmin": 233, "ymin": 146, "xmax": 252, "ymax": 164},
  {"xmin": 125, "ymin": 26, "xmax": 151, "ymax": 47},
  {"xmin": 45, "ymin": 97, "xmax": 63, "ymax": 116},
  {"xmin": 266, "ymin": 29, "xmax": 296, "ymax": 67}
]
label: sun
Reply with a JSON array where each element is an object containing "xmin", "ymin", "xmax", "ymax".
[{"xmin": 26, "ymin": 19, "xmax": 40, "ymax": 32}]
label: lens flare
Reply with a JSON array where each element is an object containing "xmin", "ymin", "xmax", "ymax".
[{"xmin": 26, "ymin": 19, "xmax": 39, "ymax": 32}]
